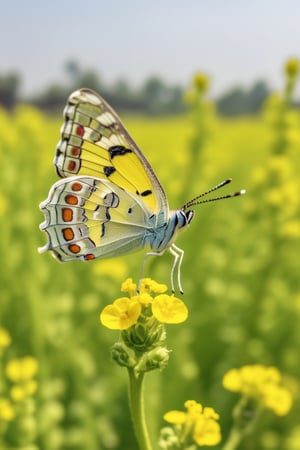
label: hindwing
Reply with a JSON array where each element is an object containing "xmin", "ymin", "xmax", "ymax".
[{"xmin": 40, "ymin": 176, "xmax": 157, "ymax": 261}]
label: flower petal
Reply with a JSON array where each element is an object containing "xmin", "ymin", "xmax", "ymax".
[
  {"xmin": 152, "ymin": 295, "xmax": 188, "ymax": 324},
  {"xmin": 100, "ymin": 298, "xmax": 141, "ymax": 330},
  {"xmin": 163, "ymin": 410, "xmax": 187, "ymax": 424}
]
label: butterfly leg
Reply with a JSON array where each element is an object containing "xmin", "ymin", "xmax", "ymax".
[
  {"xmin": 138, "ymin": 250, "xmax": 166, "ymax": 292},
  {"xmin": 169, "ymin": 244, "xmax": 185, "ymax": 295}
]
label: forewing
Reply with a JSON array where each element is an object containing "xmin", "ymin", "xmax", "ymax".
[
  {"xmin": 39, "ymin": 176, "xmax": 157, "ymax": 262},
  {"xmin": 55, "ymin": 88, "xmax": 169, "ymax": 222}
]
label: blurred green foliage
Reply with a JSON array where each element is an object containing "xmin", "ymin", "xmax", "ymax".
[
  {"xmin": 0, "ymin": 65, "xmax": 300, "ymax": 450},
  {"xmin": 0, "ymin": 60, "xmax": 273, "ymax": 116}
]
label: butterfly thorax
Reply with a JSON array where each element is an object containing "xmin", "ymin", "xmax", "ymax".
[{"xmin": 147, "ymin": 209, "xmax": 194, "ymax": 252}]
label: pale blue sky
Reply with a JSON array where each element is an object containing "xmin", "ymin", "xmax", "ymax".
[{"xmin": 2, "ymin": 0, "xmax": 300, "ymax": 97}]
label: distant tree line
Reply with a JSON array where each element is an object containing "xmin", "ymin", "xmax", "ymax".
[{"xmin": 0, "ymin": 61, "xmax": 283, "ymax": 116}]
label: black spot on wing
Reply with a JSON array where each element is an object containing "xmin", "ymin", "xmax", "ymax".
[
  {"xmin": 101, "ymin": 223, "xmax": 105, "ymax": 238},
  {"xmin": 105, "ymin": 208, "xmax": 111, "ymax": 220},
  {"xmin": 104, "ymin": 166, "xmax": 116, "ymax": 177},
  {"xmin": 135, "ymin": 189, "xmax": 152, "ymax": 197},
  {"xmin": 136, "ymin": 189, "xmax": 152, "ymax": 197},
  {"xmin": 141, "ymin": 189, "xmax": 152, "ymax": 197},
  {"xmin": 109, "ymin": 145, "xmax": 132, "ymax": 159}
]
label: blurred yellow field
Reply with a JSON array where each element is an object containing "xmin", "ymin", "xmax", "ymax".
[{"xmin": 0, "ymin": 81, "xmax": 300, "ymax": 450}]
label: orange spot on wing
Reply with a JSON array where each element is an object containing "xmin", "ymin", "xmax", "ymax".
[
  {"xmin": 85, "ymin": 253, "xmax": 95, "ymax": 260},
  {"xmin": 62, "ymin": 228, "xmax": 74, "ymax": 241},
  {"xmin": 76, "ymin": 125, "xmax": 84, "ymax": 136},
  {"xmin": 71, "ymin": 182, "xmax": 83, "ymax": 191},
  {"xmin": 62, "ymin": 208, "xmax": 73, "ymax": 222},
  {"xmin": 65, "ymin": 194, "xmax": 78, "ymax": 205},
  {"xmin": 68, "ymin": 243, "xmax": 81, "ymax": 254},
  {"xmin": 67, "ymin": 160, "xmax": 76, "ymax": 172},
  {"xmin": 71, "ymin": 147, "xmax": 81, "ymax": 156}
]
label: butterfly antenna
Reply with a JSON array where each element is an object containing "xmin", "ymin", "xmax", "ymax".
[{"xmin": 181, "ymin": 179, "xmax": 245, "ymax": 210}]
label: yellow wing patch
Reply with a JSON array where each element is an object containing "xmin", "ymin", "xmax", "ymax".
[{"xmin": 55, "ymin": 89, "xmax": 166, "ymax": 214}]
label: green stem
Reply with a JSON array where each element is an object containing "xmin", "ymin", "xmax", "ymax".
[
  {"xmin": 221, "ymin": 427, "xmax": 242, "ymax": 450},
  {"xmin": 222, "ymin": 398, "xmax": 260, "ymax": 450},
  {"xmin": 127, "ymin": 368, "xmax": 152, "ymax": 450}
]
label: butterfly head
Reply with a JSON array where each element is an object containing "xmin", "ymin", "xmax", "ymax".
[{"xmin": 178, "ymin": 209, "xmax": 195, "ymax": 227}]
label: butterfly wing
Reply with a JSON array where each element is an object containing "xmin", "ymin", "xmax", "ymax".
[
  {"xmin": 55, "ymin": 88, "xmax": 169, "ymax": 224},
  {"xmin": 40, "ymin": 176, "xmax": 158, "ymax": 261}
]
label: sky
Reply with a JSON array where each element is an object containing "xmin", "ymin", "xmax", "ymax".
[{"xmin": 2, "ymin": 0, "xmax": 300, "ymax": 98}]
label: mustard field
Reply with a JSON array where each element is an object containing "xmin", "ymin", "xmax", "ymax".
[{"xmin": 0, "ymin": 79, "xmax": 300, "ymax": 450}]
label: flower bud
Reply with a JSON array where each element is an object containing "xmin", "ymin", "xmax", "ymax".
[
  {"xmin": 285, "ymin": 58, "xmax": 299, "ymax": 78},
  {"xmin": 122, "ymin": 318, "xmax": 166, "ymax": 352},
  {"xmin": 193, "ymin": 72, "xmax": 210, "ymax": 93},
  {"xmin": 135, "ymin": 346, "xmax": 170, "ymax": 373},
  {"xmin": 111, "ymin": 343, "xmax": 136, "ymax": 368}
]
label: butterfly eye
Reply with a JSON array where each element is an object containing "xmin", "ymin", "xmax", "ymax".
[{"xmin": 186, "ymin": 210, "xmax": 194, "ymax": 224}]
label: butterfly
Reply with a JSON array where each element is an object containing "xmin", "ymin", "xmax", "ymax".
[{"xmin": 39, "ymin": 88, "xmax": 245, "ymax": 293}]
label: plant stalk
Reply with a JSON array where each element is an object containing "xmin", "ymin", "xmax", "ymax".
[{"xmin": 127, "ymin": 368, "xmax": 152, "ymax": 450}]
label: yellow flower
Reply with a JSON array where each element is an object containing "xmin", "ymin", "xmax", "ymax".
[
  {"xmin": 24, "ymin": 379, "xmax": 38, "ymax": 396},
  {"xmin": 121, "ymin": 278, "xmax": 137, "ymax": 297},
  {"xmin": 263, "ymin": 384, "xmax": 293, "ymax": 416},
  {"xmin": 223, "ymin": 365, "xmax": 292, "ymax": 416},
  {"xmin": 193, "ymin": 73, "xmax": 210, "ymax": 93},
  {"xmin": 6, "ymin": 356, "xmax": 38, "ymax": 382},
  {"xmin": 0, "ymin": 398, "xmax": 15, "ymax": 421},
  {"xmin": 152, "ymin": 294, "xmax": 188, "ymax": 324},
  {"xmin": 185, "ymin": 399, "xmax": 203, "ymax": 420},
  {"xmin": 164, "ymin": 400, "xmax": 221, "ymax": 447},
  {"xmin": 20, "ymin": 357, "xmax": 38, "ymax": 380},
  {"xmin": 193, "ymin": 410, "xmax": 222, "ymax": 446},
  {"xmin": 121, "ymin": 277, "xmax": 167, "ymax": 297},
  {"xmin": 163, "ymin": 409, "xmax": 187, "ymax": 424},
  {"xmin": 164, "ymin": 400, "xmax": 203, "ymax": 424},
  {"xmin": 139, "ymin": 278, "xmax": 167, "ymax": 295},
  {"xmin": 10, "ymin": 380, "xmax": 38, "ymax": 401},
  {"xmin": 101, "ymin": 278, "xmax": 188, "ymax": 332},
  {"xmin": 100, "ymin": 297, "xmax": 141, "ymax": 330},
  {"xmin": 285, "ymin": 58, "xmax": 299, "ymax": 78},
  {"xmin": 132, "ymin": 293, "xmax": 153, "ymax": 306},
  {"xmin": 0, "ymin": 328, "xmax": 11, "ymax": 354},
  {"xmin": 10, "ymin": 385, "xmax": 26, "ymax": 402}
]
